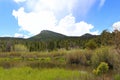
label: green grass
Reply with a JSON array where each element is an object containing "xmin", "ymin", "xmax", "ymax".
[
  {"xmin": 0, "ymin": 67, "xmax": 95, "ymax": 80},
  {"xmin": 0, "ymin": 56, "xmax": 66, "ymax": 68},
  {"xmin": 114, "ymin": 74, "xmax": 120, "ymax": 80},
  {"xmin": 0, "ymin": 47, "xmax": 119, "ymax": 80}
]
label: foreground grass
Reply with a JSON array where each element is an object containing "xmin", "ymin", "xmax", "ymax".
[
  {"xmin": 0, "ymin": 47, "xmax": 119, "ymax": 80},
  {"xmin": 114, "ymin": 74, "xmax": 120, "ymax": 80},
  {"xmin": 0, "ymin": 67, "xmax": 95, "ymax": 80}
]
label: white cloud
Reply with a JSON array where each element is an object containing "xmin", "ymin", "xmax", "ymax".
[
  {"xmin": 14, "ymin": 33, "xmax": 29, "ymax": 38},
  {"xmin": 13, "ymin": 0, "xmax": 99, "ymax": 36},
  {"xmin": 56, "ymin": 14, "xmax": 98, "ymax": 36},
  {"xmin": 12, "ymin": 7, "xmax": 57, "ymax": 35},
  {"xmin": 112, "ymin": 21, "xmax": 120, "ymax": 31},
  {"xmin": 14, "ymin": 33, "xmax": 24, "ymax": 37},
  {"xmin": 74, "ymin": 21, "xmax": 98, "ymax": 36},
  {"xmin": 14, "ymin": 0, "xmax": 26, "ymax": 3}
]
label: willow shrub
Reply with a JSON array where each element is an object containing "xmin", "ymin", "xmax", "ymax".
[
  {"xmin": 91, "ymin": 46, "xmax": 120, "ymax": 70},
  {"xmin": 14, "ymin": 44, "xmax": 29, "ymax": 52},
  {"xmin": 66, "ymin": 50, "xmax": 86, "ymax": 65},
  {"xmin": 66, "ymin": 49, "xmax": 92, "ymax": 66}
]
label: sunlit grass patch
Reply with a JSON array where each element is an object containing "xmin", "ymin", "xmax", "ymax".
[{"xmin": 0, "ymin": 67, "xmax": 95, "ymax": 80}]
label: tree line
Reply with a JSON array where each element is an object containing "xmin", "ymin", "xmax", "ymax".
[{"xmin": 0, "ymin": 30, "xmax": 120, "ymax": 52}]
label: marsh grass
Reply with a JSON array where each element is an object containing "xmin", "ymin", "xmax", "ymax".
[
  {"xmin": 0, "ymin": 47, "xmax": 119, "ymax": 80},
  {"xmin": 66, "ymin": 49, "xmax": 92, "ymax": 66},
  {"xmin": 0, "ymin": 67, "xmax": 95, "ymax": 80},
  {"xmin": 114, "ymin": 74, "xmax": 120, "ymax": 80}
]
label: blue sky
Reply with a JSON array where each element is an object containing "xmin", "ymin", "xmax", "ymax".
[{"xmin": 0, "ymin": 0, "xmax": 120, "ymax": 38}]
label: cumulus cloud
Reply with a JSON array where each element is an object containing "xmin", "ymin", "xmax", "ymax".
[
  {"xmin": 112, "ymin": 21, "xmax": 120, "ymax": 31},
  {"xmin": 74, "ymin": 21, "xmax": 98, "ymax": 36},
  {"xmin": 14, "ymin": 0, "xmax": 26, "ymax": 3},
  {"xmin": 56, "ymin": 14, "xmax": 98, "ymax": 36},
  {"xmin": 14, "ymin": 33, "xmax": 24, "ymax": 37},
  {"xmin": 13, "ymin": 7, "xmax": 57, "ymax": 35},
  {"xmin": 14, "ymin": 33, "xmax": 29, "ymax": 38},
  {"xmin": 13, "ymin": 0, "xmax": 100, "ymax": 36}
]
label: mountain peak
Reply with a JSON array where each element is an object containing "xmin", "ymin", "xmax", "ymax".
[
  {"xmin": 30, "ymin": 30, "xmax": 67, "ymax": 41},
  {"xmin": 80, "ymin": 33, "xmax": 95, "ymax": 38},
  {"xmin": 40, "ymin": 30, "xmax": 51, "ymax": 33}
]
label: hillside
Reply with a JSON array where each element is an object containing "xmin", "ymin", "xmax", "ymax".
[
  {"xmin": 29, "ymin": 30, "xmax": 68, "ymax": 41},
  {"xmin": 29, "ymin": 30, "xmax": 96, "ymax": 41},
  {"xmin": 0, "ymin": 30, "xmax": 97, "ymax": 42}
]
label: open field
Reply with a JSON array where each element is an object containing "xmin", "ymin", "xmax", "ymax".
[
  {"xmin": 0, "ymin": 47, "xmax": 120, "ymax": 80},
  {"xmin": 1, "ymin": 0, "xmax": 120, "ymax": 80},
  {"xmin": 0, "ymin": 67, "xmax": 95, "ymax": 80}
]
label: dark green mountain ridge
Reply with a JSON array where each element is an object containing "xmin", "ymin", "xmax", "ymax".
[
  {"xmin": 29, "ymin": 30, "xmax": 96, "ymax": 41},
  {"xmin": 29, "ymin": 30, "xmax": 68, "ymax": 41},
  {"xmin": 0, "ymin": 30, "xmax": 96, "ymax": 41}
]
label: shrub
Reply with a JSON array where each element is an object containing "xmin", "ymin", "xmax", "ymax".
[
  {"xmin": 93, "ymin": 62, "xmax": 109, "ymax": 80},
  {"xmin": 85, "ymin": 39, "xmax": 97, "ymax": 50},
  {"xmin": 107, "ymin": 49, "xmax": 120, "ymax": 71},
  {"xmin": 91, "ymin": 46, "xmax": 120, "ymax": 70},
  {"xmin": 66, "ymin": 50, "xmax": 87, "ymax": 65},
  {"xmin": 14, "ymin": 44, "xmax": 29, "ymax": 52},
  {"xmin": 93, "ymin": 62, "xmax": 109, "ymax": 75},
  {"xmin": 91, "ymin": 47, "xmax": 109, "ymax": 68},
  {"xmin": 83, "ymin": 49, "xmax": 93, "ymax": 66}
]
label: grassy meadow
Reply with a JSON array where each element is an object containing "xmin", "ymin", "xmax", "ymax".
[
  {"xmin": 0, "ymin": 47, "xmax": 120, "ymax": 80},
  {"xmin": 0, "ymin": 67, "xmax": 95, "ymax": 80}
]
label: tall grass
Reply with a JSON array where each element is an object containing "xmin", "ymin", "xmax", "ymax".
[
  {"xmin": 0, "ymin": 47, "xmax": 120, "ymax": 71},
  {"xmin": 0, "ymin": 49, "xmax": 67, "ymax": 58},
  {"xmin": 91, "ymin": 46, "xmax": 120, "ymax": 70},
  {"xmin": 0, "ymin": 67, "xmax": 95, "ymax": 80},
  {"xmin": 66, "ymin": 49, "xmax": 92, "ymax": 66},
  {"xmin": 114, "ymin": 74, "xmax": 120, "ymax": 80}
]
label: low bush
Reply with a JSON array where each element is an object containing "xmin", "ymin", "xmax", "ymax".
[
  {"xmin": 91, "ymin": 47, "xmax": 109, "ymax": 68},
  {"xmin": 14, "ymin": 44, "xmax": 29, "ymax": 52},
  {"xmin": 85, "ymin": 39, "xmax": 97, "ymax": 50},
  {"xmin": 93, "ymin": 62, "xmax": 109, "ymax": 80},
  {"xmin": 66, "ymin": 50, "xmax": 87, "ymax": 65},
  {"xmin": 91, "ymin": 46, "xmax": 120, "ymax": 70}
]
